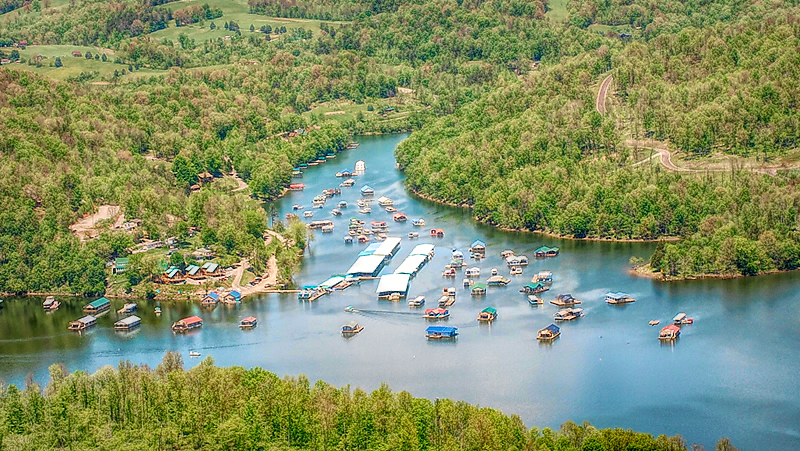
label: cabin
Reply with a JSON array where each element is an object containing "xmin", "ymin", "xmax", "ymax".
[
  {"xmin": 659, "ymin": 325, "xmax": 681, "ymax": 340},
  {"xmin": 551, "ymin": 294, "xmax": 580, "ymax": 306},
  {"xmin": 172, "ymin": 315, "xmax": 203, "ymax": 332},
  {"xmin": 471, "ymin": 282, "xmax": 487, "ymax": 296},
  {"xmin": 68, "ymin": 315, "xmax": 97, "ymax": 330},
  {"xmin": 534, "ymin": 246, "xmax": 560, "ymax": 257},
  {"xmin": 430, "ymin": 228, "xmax": 445, "ymax": 237},
  {"xmin": 202, "ymin": 261, "xmax": 220, "ymax": 276},
  {"xmin": 223, "ymin": 290, "xmax": 241, "ymax": 304},
  {"xmin": 605, "ymin": 292, "xmax": 635, "ymax": 304},
  {"xmin": 537, "ymin": 324, "xmax": 560, "ymax": 341},
  {"xmin": 114, "ymin": 257, "xmax": 129, "ymax": 274},
  {"xmin": 239, "ymin": 317, "xmax": 258, "ymax": 329},
  {"xmin": 423, "ymin": 308, "xmax": 450, "ymax": 319},
  {"xmin": 520, "ymin": 283, "xmax": 547, "ymax": 294},
  {"xmin": 185, "ymin": 264, "xmax": 203, "ymax": 279},
  {"xmin": 477, "ymin": 307, "xmax": 497, "ymax": 322},
  {"xmin": 469, "ymin": 240, "xmax": 486, "ymax": 254},
  {"xmin": 161, "ymin": 266, "xmax": 185, "ymax": 284},
  {"xmin": 426, "ymin": 326, "xmax": 458, "ymax": 339},
  {"xmin": 114, "ymin": 315, "xmax": 141, "ymax": 330},
  {"xmin": 341, "ymin": 321, "xmax": 364, "ymax": 335},
  {"xmin": 83, "ymin": 297, "xmax": 111, "ymax": 314},
  {"xmin": 202, "ymin": 292, "xmax": 220, "ymax": 305}
]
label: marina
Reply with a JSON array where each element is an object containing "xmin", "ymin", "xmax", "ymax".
[{"xmin": 2, "ymin": 134, "xmax": 800, "ymax": 450}]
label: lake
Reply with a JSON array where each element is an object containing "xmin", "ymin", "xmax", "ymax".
[{"xmin": 2, "ymin": 133, "xmax": 799, "ymax": 450}]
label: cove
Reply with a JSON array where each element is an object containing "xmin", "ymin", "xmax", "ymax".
[{"xmin": 1, "ymin": 133, "xmax": 799, "ymax": 450}]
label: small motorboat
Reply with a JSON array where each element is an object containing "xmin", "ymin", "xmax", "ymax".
[
  {"xmin": 510, "ymin": 266, "xmax": 523, "ymax": 275},
  {"xmin": 338, "ymin": 201, "xmax": 348, "ymax": 208},
  {"xmin": 528, "ymin": 295, "xmax": 543, "ymax": 305},
  {"xmin": 411, "ymin": 218, "xmax": 425, "ymax": 227},
  {"xmin": 408, "ymin": 232, "xmax": 419, "ymax": 238},
  {"xmin": 344, "ymin": 236, "xmax": 354, "ymax": 244},
  {"xmin": 649, "ymin": 320, "xmax": 660, "ymax": 326},
  {"xmin": 491, "ymin": 268, "xmax": 498, "ymax": 276},
  {"xmin": 292, "ymin": 204, "xmax": 303, "ymax": 210},
  {"xmin": 357, "ymin": 235, "xmax": 370, "ymax": 243},
  {"xmin": 303, "ymin": 211, "xmax": 314, "ymax": 218},
  {"xmin": 362, "ymin": 229, "xmax": 374, "ymax": 235},
  {"xmin": 385, "ymin": 206, "xmax": 397, "ymax": 212},
  {"xmin": 331, "ymin": 209, "xmax": 342, "ymax": 216},
  {"xmin": 359, "ymin": 207, "xmax": 372, "ymax": 214},
  {"xmin": 189, "ymin": 351, "xmax": 201, "ymax": 357},
  {"xmin": 155, "ymin": 306, "xmax": 162, "ymax": 316}
]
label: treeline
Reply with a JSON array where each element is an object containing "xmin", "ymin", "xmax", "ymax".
[
  {"xmin": 0, "ymin": 0, "xmax": 25, "ymax": 15},
  {"xmin": 395, "ymin": 6, "xmax": 800, "ymax": 278},
  {"xmin": 0, "ymin": 354, "xmax": 738, "ymax": 451},
  {"xmin": 247, "ymin": 0, "xmax": 401, "ymax": 21},
  {"xmin": 173, "ymin": 3, "xmax": 223, "ymax": 27}
]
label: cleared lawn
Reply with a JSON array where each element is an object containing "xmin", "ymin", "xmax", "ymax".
[
  {"xmin": 303, "ymin": 100, "xmax": 422, "ymax": 125},
  {"xmin": 8, "ymin": 45, "xmax": 164, "ymax": 82},
  {"xmin": 546, "ymin": 0, "xmax": 569, "ymax": 22}
]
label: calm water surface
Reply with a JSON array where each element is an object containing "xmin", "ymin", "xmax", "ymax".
[{"xmin": 2, "ymin": 134, "xmax": 800, "ymax": 449}]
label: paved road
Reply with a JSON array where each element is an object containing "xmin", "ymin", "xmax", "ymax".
[{"xmin": 596, "ymin": 74, "xmax": 613, "ymax": 114}]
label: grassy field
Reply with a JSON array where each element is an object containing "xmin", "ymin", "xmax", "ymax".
[
  {"xmin": 546, "ymin": 0, "xmax": 570, "ymax": 22},
  {"xmin": 303, "ymin": 98, "xmax": 421, "ymax": 125},
  {"xmin": 150, "ymin": 0, "xmax": 338, "ymax": 43},
  {"xmin": 7, "ymin": 45, "xmax": 164, "ymax": 82}
]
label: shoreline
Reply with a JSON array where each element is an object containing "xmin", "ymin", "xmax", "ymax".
[
  {"xmin": 630, "ymin": 263, "xmax": 797, "ymax": 281},
  {"xmin": 407, "ymin": 186, "xmax": 680, "ymax": 243}
]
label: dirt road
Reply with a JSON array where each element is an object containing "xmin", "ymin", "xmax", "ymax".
[{"xmin": 596, "ymin": 74, "xmax": 613, "ymax": 114}]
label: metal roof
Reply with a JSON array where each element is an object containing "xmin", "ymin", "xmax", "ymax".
[
  {"xmin": 76, "ymin": 315, "xmax": 96, "ymax": 324},
  {"xmin": 470, "ymin": 240, "xmax": 485, "ymax": 248},
  {"xmin": 426, "ymin": 326, "xmax": 457, "ymax": 333},
  {"xmin": 228, "ymin": 290, "xmax": 241, "ymax": 299},
  {"xmin": 481, "ymin": 307, "xmax": 497, "ymax": 314},
  {"xmin": 359, "ymin": 242, "xmax": 382, "ymax": 256},
  {"xmin": 393, "ymin": 254, "xmax": 428, "ymax": 276},
  {"xmin": 319, "ymin": 276, "xmax": 345, "ymax": 289},
  {"xmin": 376, "ymin": 273, "xmax": 411, "ymax": 295},
  {"xmin": 88, "ymin": 297, "xmax": 110, "ymax": 308},
  {"xmin": 346, "ymin": 254, "xmax": 386, "ymax": 277},
  {"xmin": 186, "ymin": 265, "xmax": 200, "ymax": 275},
  {"xmin": 409, "ymin": 244, "xmax": 435, "ymax": 257},
  {"xmin": 115, "ymin": 315, "xmax": 141, "ymax": 326},
  {"xmin": 605, "ymin": 292, "xmax": 629, "ymax": 299},
  {"xmin": 471, "ymin": 283, "xmax": 487, "ymax": 290},
  {"xmin": 373, "ymin": 237, "xmax": 402, "ymax": 257},
  {"xmin": 205, "ymin": 292, "xmax": 220, "ymax": 300}
]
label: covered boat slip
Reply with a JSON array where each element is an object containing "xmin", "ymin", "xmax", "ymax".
[
  {"xmin": 393, "ymin": 254, "xmax": 429, "ymax": 277},
  {"xmin": 372, "ymin": 237, "xmax": 402, "ymax": 258},
  {"xmin": 409, "ymin": 244, "xmax": 435, "ymax": 260},
  {"xmin": 358, "ymin": 242, "xmax": 382, "ymax": 257},
  {"xmin": 114, "ymin": 315, "xmax": 141, "ymax": 330},
  {"xmin": 376, "ymin": 273, "xmax": 411, "ymax": 298},
  {"xmin": 318, "ymin": 275, "xmax": 347, "ymax": 290},
  {"xmin": 346, "ymin": 254, "xmax": 387, "ymax": 277}
]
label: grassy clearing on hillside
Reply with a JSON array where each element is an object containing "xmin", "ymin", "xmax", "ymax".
[
  {"xmin": 303, "ymin": 99, "xmax": 422, "ymax": 125},
  {"xmin": 546, "ymin": 0, "xmax": 570, "ymax": 22},
  {"xmin": 9, "ymin": 45, "xmax": 163, "ymax": 81}
]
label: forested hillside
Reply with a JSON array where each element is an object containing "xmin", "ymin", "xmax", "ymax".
[
  {"xmin": 0, "ymin": 353, "xmax": 738, "ymax": 451},
  {"xmin": 396, "ymin": 4, "xmax": 800, "ymax": 278}
]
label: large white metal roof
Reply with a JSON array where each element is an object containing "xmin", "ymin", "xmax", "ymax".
[
  {"xmin": 346, "ymin": 254, "xmax": 386, "ymax": 276},
  {"xmin": 393, "ymin": 254, "xmax": 429, "ymax": 276},
  {"xmin": 373, "ymin": 237, "xmax": 402, "ymax": 257},
  {"xmin": 376, "ymin": 273, "xmax": 411, "ymax": 295}
]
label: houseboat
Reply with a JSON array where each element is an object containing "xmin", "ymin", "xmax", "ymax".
[
  {"xmin": 534, "ymin": 246, "xmax": 559, "ymax": 257},
  {"xmin": 426, "ymin": 326, "xmax": 458, "ymax": 339},
  {"xmin": 463, "ymin": 278, "xmax": 472, "ymax": 287},
  {"xmin": 342, "ymin": 321, "xmax": 364, "ymax": 335},
  {"xmin": 470, "ymin": 283, "xmax": 487, "ymax": 296},
  {"xmin": 442, "ymin": 267, "xmax": 457, "ymax": 277},
  {"xmin": 423, "ymin": 308, "xmax": 450, "ymax": 319},
  {"xmin": 551, "ymin": 294, "xmax": 581, "ymax": 306},
  {"xmin": 673, "ymin": 313, "xmax": 694, "ymax": 324},
  {"xmin": 500, "ymin": 250, "xmax": 515, "ymax": 258},
  {"xmin": 202, "ymin": 292, "xmax": 220, "ymax": 305},
  {"xmin": 486, "ymin": 275, "xmax": 511, "ymax": 286},
  {"xmin": 528, "ymin": 295, "xmax": 544, "ymax": 305},
  {"xmin": 347, "ymin": 142, "xmax": 360, "ymax": 149},
  {"xmin": 377, "ymin": 196, "xmax": 394, "ymax": 206},
  {"xmin": 239, "ymin": 317, "xmax": 258, "ymax": 329},
  {"xmin": 172, "ymin": 315, "xmax": 203, "ymax": 332},
  {"xmin": 117, "ymin": 303, "xmax": 137, "ymax": 314},
  {"xmin": 83, "ymin": 297, "xmax": 111, "ymax": 314},
  {"xmin": 326, "ymin": 152, "xmax": 336, "ymax": 159},
  {"xmin": 447, "ymin": 259, "xmax": 465, "ymax": 269},
  {"xmin": 154, "ymin": 306, "xmax": 162, "ymax": 316},
  {"xmin": 408, "ymin": 232, "xmax": 419, "ymax": 239},
  {"xmin": 510, "ymin": 266, "xmax": 523, "ymax": 275},
  {"xmin": 189, "ymin": 351, "xmax": 201, "ymax": 357},
  {"xmin": 357, "ymin": 235, "xmax": 370, "ymax": 243},
  {"xmin": 438, "ymin": 295, "xmax": 456, "ymax": 307},
  {"xmin": 303, "ymin": 211, "xmax": 314, "ymax": 218},
  {"xmin": 114, "ymin": 315, "xmax": 141, "ymax": 330},
  {"xmin": 331, "ymin": 209, "xmax": 342, "ymax": 216},
  {"xmin": 371, "ymin": 220, "xmax": 387, "ymax": 229},
  {"xmin": 360, "ymin": 185, "xmax": 374, "ymax": 196},
  {"xmin": 43, "ymin": 296, "xmax": 60, "ymax": 311},
  {"xmin": 465, "ymin": 267, "xmax": 481, "ymax": 277},
  {"xmin": 411, "ymin": 218, "xmax": 425, "ymax": 227},
  {"xmin": 338, "ymin": 201, "xmax": 348, "ymax": 208},
  {"xmin": 408, "ymin": 296, "xmax": 426, "ymax": 307},
  {"xmin": 430, "ymin": 228, "xmax": 445, "ymax": 237},
  {"xmin": 477, "ymin": 307, "xmax": 497, "ymax": 322},
  {"xmin": 289, "ymin": 183, "xmax": 305, "ymax": 191},
  {"xmin": 491, "ymin": 268, "xmax": 498, "ymax": 276},
  {"xmin": 659, "ymin": 325, "xmax": 681, "ymax": 340},
  {"xmin": 359, "ymin": 207, "xmax": 372, "ymax": 214},
  {"xmin": 532, "ymin": 270, "xmax": 553, "ymax": 284},
  {"xmin": 342, "ymin": 178, "xmax": 356, "ymax": 187},
  {"xmin": 68, "ymin": 315, "xmax": 97, "ymax": 331},
  {"xmin": 469, "ymin": 240, "xmax": 486, "ymax": 255},
  {"xmin": 452, "ymin": 249, "xmax": 464, "ymax": 262},
  {"xmin": 520, "ymin": 283, "xmax": 548, "ymax": 294},
  {"xmin": 322, "ymin": 224, "xmax": 334, "ymax": 233},
  {"xmin": 554, "ymin": 308, "xmax": 584, "ymax": 321},
  {"xmin": 537, "ymin": 324, "xmax": 561, "ymax": 341},
  {"xmin": 605, "ymin": 292, "xmax": 636, "ymax": 304},
  {"xmin": 354, "ymin": 160, "xmax": 366, "ymax": 173},
  {"xmin": 393, "ymin": 212, "xmax": 408, "ymax": 222},
  {"xmin": 344, "ymin": 235, "xmax": 354, "ymax": 244}
]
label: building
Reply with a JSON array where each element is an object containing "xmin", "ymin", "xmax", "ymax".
[{"xmin": 114, "ymin": 257, "xmax": 129, "ymax": 274}]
